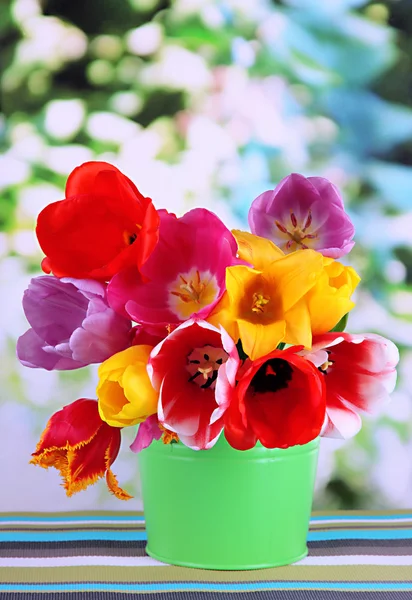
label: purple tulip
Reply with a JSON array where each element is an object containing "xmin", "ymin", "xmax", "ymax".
[
  {"xmin": 248, "ymin": 173, "xmax": 355, "ymax": 258},
  {"xmin": 17, "ymin": 276, "xmax": 132, "ymax": 370}
]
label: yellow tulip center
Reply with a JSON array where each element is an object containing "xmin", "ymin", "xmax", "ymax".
[
  {"xmin": 275, "ymin": 210, "xmax": 317, "ymax": 251},
  {"xmin": 169, "ymin": 269, "xmax": 219, "ymax": 319},
  {"xmin": 186, "ymin": 345, "xmax": 228, "ymax": 390},
  {"xmin": 251, "ymin": 292, "xmax": 270, "ymax": 314},
  {"xmin": 173, "ymin": 271, "xmax": 205, "ymax": 303}
]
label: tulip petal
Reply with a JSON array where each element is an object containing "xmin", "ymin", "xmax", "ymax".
[
  {"xmin": 32, "ymin": 399, "xmax": 104, "ymax": 451},
  {"xmin": 206, "ymin": 293, "xmax": 239, "ymax": 342},
  {"xmin": 159, "ymin": 372, "xmax": 200, "ymax": 437},
  {"xmin": 106, "ymin": 469, "xmax": 133, "ymax": 501},
  {"xmin": 70, "ymin": 305, "xmax": 131, "ymax": 364},
  {"xmin": 121, "ymin": 362, "xmax": 158, "ymax": 419},
  {"xmin": 308, "ymin": 177, "xmax": 344, "ymax": 208},
  {"xmin": 212, "ymin": 363, "xmax": 233, "ymax": 424},
  {"xmin": 130, "ymin": 415, "xmax": 162, "ymax": 453},
  {"xmin": 23, "ymin": 277, "xmax": 88, "ymax": 345},
  {"xmin": 17, "ymin": 329, "xmax": 86, "ymax": 370},
  {"xmin": 224, "ymin": 396, "xmax": 257, "ymax": 451},
  {"xmin": 98, "ymin": 380, "xmax": 131, "ymax": 427},
  {"xmin": 267, "ymin": 250, "xmax": 323, "ymax": 313},
  {"xmin": 283, "ymin": 299, "xmax": 312, "ymax": 348},
  {"xmin": 237, "ymin": 319, "xmax": 285, "ymax": 360},
  {"xmin": 61, "ymin": 277, "xmax": 106, "ymax": 299},
  {"xmin": 107, "ymin": 267, "xmax": 143, "ymax": 319},
  {"xmin": 232, "ymin": 230, "xmax": 283, "ymax": 270},
  {"xmin": 323, "ymin": 403, "xmax": 362, "ymax": 439},
  {"xmin": 66, "ymin": 425, "xmax": 112, "ymax": 496},
  {"xmin": 66, "ymin": 161, "xmax": 138, "ymax": 198},
  {"xmin": 176, "ymin": 388, "xmax": 225, "ymax": 450}
]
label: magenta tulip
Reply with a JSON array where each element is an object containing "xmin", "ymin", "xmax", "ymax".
[
  {"xmin": 249, "ymin": 173, "xmax": 355, "ymax": 258},
  {"xmin": 108, "ymin": 208, "xmax": 243, "ymax": 326}
]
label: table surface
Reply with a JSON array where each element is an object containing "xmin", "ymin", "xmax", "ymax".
[{"xmin": 0, "ymin": 510, "xmax": 411, "ymax": 599}]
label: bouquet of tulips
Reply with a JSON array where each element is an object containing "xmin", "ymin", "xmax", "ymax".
[{"xmin": 17, "ymin": 162, "xmax": 399, "ymax": 500}]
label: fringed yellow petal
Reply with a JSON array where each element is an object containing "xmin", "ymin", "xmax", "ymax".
[
  {"xmin": 30, "ymin": 447, "xmax": 69, "ymax": 479},
  {"xmin": 65, "ymin": 470, "xmax": 104, "ymax": 497},
  {"xmin": 106, "ymin": 469, "xmax": 133, "ymax": 501},
  {"xmin": 30, "ymin": 446, "xmax": 84, "ymax": 497}
]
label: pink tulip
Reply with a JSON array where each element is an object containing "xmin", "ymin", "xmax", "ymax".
[
  {"xmin": 249, "ymin": 173, "xmax": 355, "ymax": 258},
  {"xmin": 108, "ymin": 209, "xmax": 243, "ymax": 326}
]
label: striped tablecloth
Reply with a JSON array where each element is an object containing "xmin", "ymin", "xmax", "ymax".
[{"xmin": 0, "ymin": 511, "xmax": 411, "ymax": 599}]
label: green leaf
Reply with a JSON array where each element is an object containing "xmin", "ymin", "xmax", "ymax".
[{"xmin": 330, "ymin": 313, "xmax": 348, "ymax": 333}]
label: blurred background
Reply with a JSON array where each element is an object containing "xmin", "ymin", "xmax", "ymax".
[{"xmin": 1, "ymin": 0, "xmax": 412, "ymax": 512}]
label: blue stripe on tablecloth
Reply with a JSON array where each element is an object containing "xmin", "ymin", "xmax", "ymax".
[
  {"xmin": 0, "ymin": 582, "xmax": 411, "ymax": 593},
  {"xmin": 0, "ymin": 514, "xmax": 410, "ymax": 523},
  {"xmin": 307, "ymin": 530, "xmax": 412, "ymax": 542},
  {"xmin": 2, "ymin": 529, "xmax": 412, "ymax": 543}
]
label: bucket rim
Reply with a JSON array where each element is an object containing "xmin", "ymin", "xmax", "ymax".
[{"xmin": 142, "ymin": 434, "xmax": 320, "ymax": 460}]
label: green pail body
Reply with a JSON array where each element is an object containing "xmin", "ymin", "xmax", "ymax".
[{"xmin": 138, "ymin": 435, "xmax": 319, "ymax": 570}]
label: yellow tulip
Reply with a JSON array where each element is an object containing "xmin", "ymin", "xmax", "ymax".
[
  {"xmin": 209, "ymin": 249, "xmax": 324, "ymax": 360},
  {"xmin": 97, "ymin": 345, "xmax": 158, "ymax": 428},
  {"xmin": 209, "ymin": 230, "xmax": 361, "ymax": 359},
  {"xmin": 307, "ymin": 258, "xmax": 361, "ymax": 335}
]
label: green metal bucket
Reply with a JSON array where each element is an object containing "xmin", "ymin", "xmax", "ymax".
[{"xmin": 138, "ymin": 434, "xmax": 319, "ymax": 570}]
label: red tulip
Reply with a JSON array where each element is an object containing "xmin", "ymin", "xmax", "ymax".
[
  {"xmin": 148, "ymin": 319, "xmax": 240, "ymax": 450},
  {"xmin": 30, "ymin": 398, "xmax": 131, "ymax": 500},
  {"xmin": 36, "ymin": 161, "xmax": 159, "ymax": 280},
  {"xmin": 302, "ymin": 332, "xmax": 399, "ymax": 439},
  {"xmin": 224, "ymin": 348, "xmax": 326, "ymax": 450}
]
